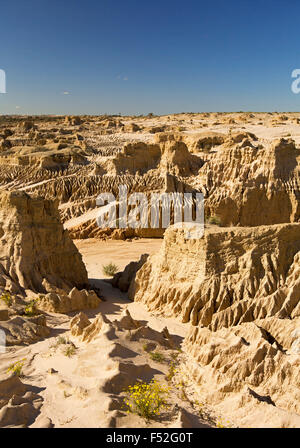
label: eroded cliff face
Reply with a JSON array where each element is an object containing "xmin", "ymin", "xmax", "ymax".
[
  {"xmin": 202, "ymin": 136, "xmax": 300, "ymax": 226},
  {"xmin": 0, "ymin": 190, "xmax": 88, "ymax": 294},
  {"xmin": 128, "ymin": 224, "xmax": 300, "ymax": 423},
  {"xmin": 130, "ymin": 223, "xmax": 300, "ymax": 327},
  {"xmin": 183, "ymin": 316, "xmax": 300, "ymax": 427}
]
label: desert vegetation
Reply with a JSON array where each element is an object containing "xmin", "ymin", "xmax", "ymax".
[
  {"xmin": 102, "ymin": 262, "xmax": 119, "ymax": 277},
  {"xmin": 124, "ymin": 380, "xmax": 170, "ymax": 420}
]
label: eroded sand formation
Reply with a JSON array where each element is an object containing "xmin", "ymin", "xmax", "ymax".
[
  {"xmin": 0, "ymin": 190, "xmax": 101, "ymax": 347},
  {"xmin": 0, "ymin": 112, "xmax": 300, "ymax": 428},
  {"xmin": 128, "ymin": 224, "xmax": 300, "ymax": 426},
  {"xmin": 0, "ymin": 189, "xmax": 88, "ymax": 294}
]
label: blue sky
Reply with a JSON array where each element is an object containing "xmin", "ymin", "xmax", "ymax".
[{"xmin": 0, "ymin": 0, "xmax": 300, "ymax": 115}]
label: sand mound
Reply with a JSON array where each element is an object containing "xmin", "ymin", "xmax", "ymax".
[
  {"xmin": 158, "ymin": 134, "xmax": 203, "ymax": 176},
  {"xmin": 0, "ymin": 374, "xmax": 44, "ymax": 428},
  {"xmin": 37, "ymin": 287, "xmax": 101, "ymax": 314},
  {"xmin": 184, "ymin": 131, "xmax": 225, "ymax": 153},
  {"xmin": 103, "ymin": 142, "xmax": 161, "ymax": 175},
  {"xmin": 0, "ymin": 314, "xmax": 50, "ymax": 345}
]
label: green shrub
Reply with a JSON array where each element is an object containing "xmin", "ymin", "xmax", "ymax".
[
  {"xmin": 149, "ymin": 352, "xmax": 165, "ymax": 363},
  {"xmin": 166, "ymin": 360, "xmax": 178, "ymax": 382},
  {"xmin": 124, "ymin": 380, "xmax": 169, "ymax": 420},
  {"xmin": 24, "ymin": 299, "xmax": 38, "ymax": 316},
  {"xmin": 57, "ymin": 336, "xmax": 68, "ymax": 345},
  {"xmin": 207, "ymin": 215, "xmax": 221, "ymax": 226},
  {"xmin": 7, "ymin": 359, "xmax": 26, "ymax": 376},
  {"xmin": 64, "ymin": 345, "xmax": 76, "ymax": 357},
  {"xmin": 102, "ymin": 262, "xmax": 119, "ymax": 277},
  {"xmin": 50, "ymin": 336, "xmax": 69, "ymax": 350},
  {"xmin": 0, "ymin": 292, "xmax": 13, "ymax": 307}
]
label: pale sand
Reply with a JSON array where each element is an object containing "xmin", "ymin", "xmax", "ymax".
[
  {"xmin": 74, "ymin": 238, "xmax": 163, "ymax": 283},
  {"xmin": 0, "ymin": 238, "xmax": 213, "ymax": 428}
]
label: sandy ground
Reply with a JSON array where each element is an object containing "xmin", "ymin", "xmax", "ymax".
[
  {"xmin": 0, "ymin": 238, "xmax": 216, "ymax": 428},
  {"xmin": 74, "ymin": 238, "xmax": 188, "ymax": 340},
  {"xmin": 74, "ymin": 238, "xmax": 162, "ymax": 284}
]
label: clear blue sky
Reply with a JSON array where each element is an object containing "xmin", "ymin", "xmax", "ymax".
[{"xmin": 0, "ymin": 0, "xmax": 300, "ymax": 115}]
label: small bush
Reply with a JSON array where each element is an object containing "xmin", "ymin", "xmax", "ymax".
[
  {"xmin": 124, "ymin": 380, "xmax": 169, "ymax": 420},
  {"xmin": 170, "ymin": 351, "xmax": 180, "ymax": 361},
  {"xmin": 166, "ymin": 360, "xmax": 177, "ymax": 382},
  {"xmin": 24, "ymin": 299, "xmax": 38, "ymax": 316},
  {"xmin": 207, "ymin": 215, "xmax": 221, "ymax": 226},
  {"xmin": 216, "ymin": 418, "xmax": 232, "ymax": 428},
  {"xmin": 102, "ymin": 262, "xmax": 119, "ymax": 277},
  {"xmin": 176, "ymin": 379, "xmax": 188, "ymax": 401},
  {"xmin": 7, "ymin": 359, "xmax": 26, "ymax": 377},
  {"xmin": 142, "ymin": 342, "xmax": 156, "ymax": 353},
  {"xmin": 57, "ymin": 336, "xmax": 68, "ymax": 345},
  {"xmin": 0, "ymin": 292, "xmax": 13, "ymax": 307},
  {"xmin": 64, "ymin": 345, "xmax": 76, "ymax": 357},
  {"xmin": 50, "ymin": 336, "xmax": 70, "ymax": 351},
  {"xmin": 149, "ymin": 352, "xmax": 165, "ymax": 363}
]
